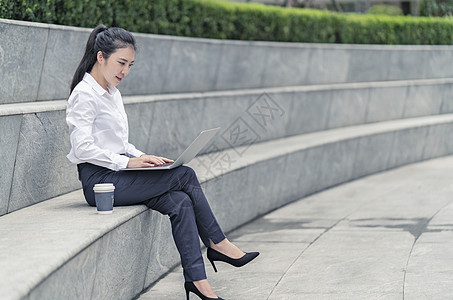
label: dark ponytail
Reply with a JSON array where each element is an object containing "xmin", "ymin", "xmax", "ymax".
[{"xmin": 70, "ymin": 25, "xmax": 137, "ymax": 94}]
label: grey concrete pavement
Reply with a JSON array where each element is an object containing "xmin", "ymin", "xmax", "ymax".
[{"xmin": 139, "ymin": 155, "xmax": 453, "ymax": 299}]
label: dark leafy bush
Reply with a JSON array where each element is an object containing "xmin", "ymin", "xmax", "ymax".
[
  {"xmin": 1, "ymin": 0, "xmax": 57, "ymax": 23},
  {"xmin": 420, "ymin": 0, "xmax": 453, "ymax": 16},
  {"xmin": 1, "ymin": 0, "xmax": 453, "ymax": 45}
]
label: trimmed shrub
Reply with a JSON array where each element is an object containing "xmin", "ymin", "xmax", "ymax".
[
  {"xmin": 366, "ymin": 4, "xmax": 403, "ymax": 16},
  {"xmin": 1, "ymin": 0, "xmax": 453, "ymax": 45}
]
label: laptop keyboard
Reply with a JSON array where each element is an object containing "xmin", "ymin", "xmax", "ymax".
[{"xmin": 152, "ymin": 162, "xmax": 173, "ymax": 168}]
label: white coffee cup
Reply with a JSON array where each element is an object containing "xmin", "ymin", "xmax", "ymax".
[{"xmin": 93, "ymin": 183, "xmax": 115, "ymax": 214}]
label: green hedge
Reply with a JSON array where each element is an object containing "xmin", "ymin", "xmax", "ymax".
[
  {"xmin": 366, "ymin": 4, "xmax": 403, "ymax": 16},
  {"xmin": 339, "ymin": 14, "xmax": 453, "ymax": 44},
  {"xmin": 2, "ymin": 0, "xmax": 453, "ymax": 44}
]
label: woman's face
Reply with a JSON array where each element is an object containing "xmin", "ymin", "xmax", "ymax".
[{"xmin": 99, "ymin": 47, "xmax": 135, "ymax": 88}]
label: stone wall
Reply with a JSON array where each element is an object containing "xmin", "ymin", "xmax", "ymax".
[{"xmin": 2, "ymin": 18, "xmax": 453, "ymax": 104}]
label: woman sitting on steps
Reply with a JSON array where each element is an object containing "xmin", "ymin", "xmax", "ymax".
[{"xmin": 66, "ymin": 24, "xmax": 259, "ymax": 300}]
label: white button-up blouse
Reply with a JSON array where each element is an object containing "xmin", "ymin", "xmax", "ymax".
[{"xmin": 66, "ymin": 73, "xmax": 144, "ymax": 171}]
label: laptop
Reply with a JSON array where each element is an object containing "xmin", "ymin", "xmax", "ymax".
[{"xmin": 120, "ymin": 127, "xmax": 220, "ymax": 170}]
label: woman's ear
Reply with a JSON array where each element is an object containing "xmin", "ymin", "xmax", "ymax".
[{"xmin": 96, "ymin": 51, "xmax": 104, "ymax": 64}]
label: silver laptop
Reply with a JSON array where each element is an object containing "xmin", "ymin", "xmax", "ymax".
[{"xmin": 121, "ymin": 127, "xmax": 220, "ymax": 170}]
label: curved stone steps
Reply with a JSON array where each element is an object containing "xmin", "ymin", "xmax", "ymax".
[
  {"xmin": 2, "ymin": 114, "xmax": 453, "ymax": 299},
  {"xmin": 144, "ymin": 155, "xmax": 453, "ymax": 299},
  {"xmin": 2, "ymin": 78, "xmax": 453, "ymax": 216}
]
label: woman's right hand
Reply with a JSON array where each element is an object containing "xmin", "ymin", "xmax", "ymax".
[{"xmin": 126, "ymin": 155, "xmax": 174, "ymax": 168}]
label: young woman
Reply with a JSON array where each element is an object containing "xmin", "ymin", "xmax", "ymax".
[{"xmin": 66, "ymin": 25, "xmax": 259, "ymax": 300}]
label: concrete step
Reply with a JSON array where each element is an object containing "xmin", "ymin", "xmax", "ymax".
[
  {"xmin": 2, "ymin": 79, "xmax": 453, "ymax": 216},
  {"xmin": 2, "ymin": 114, "xmax": 453, "ymax": 299},
  {"xmin": 142, "ymin": 155, "xmax": 453, "ymax": 299},
  {"xmin": 3, "ymin": 18, "xmax": 453, "ymax": 105}
]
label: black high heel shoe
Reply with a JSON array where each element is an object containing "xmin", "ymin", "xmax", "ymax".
[
  {"xmin": 184, "ymin": 282, "xmax": 224, "ymax": 300},
  {"xmin": 207, "ymin": 247, "xmax": 259, "ymax": 272}
]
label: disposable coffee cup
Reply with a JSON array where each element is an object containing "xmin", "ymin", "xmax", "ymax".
[{"xmin": 93, "ymin": 183, "xmax": 115, "ymax": 214}]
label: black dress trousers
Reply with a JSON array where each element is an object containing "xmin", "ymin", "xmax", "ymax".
[{"xmin": 78, "ymin": 163, "xmax": 226, "ymax": 281}]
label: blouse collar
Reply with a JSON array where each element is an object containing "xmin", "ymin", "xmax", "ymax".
[{"xmin": 83, "ymin": 73, "xmax": 118, "ymax": 96}]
